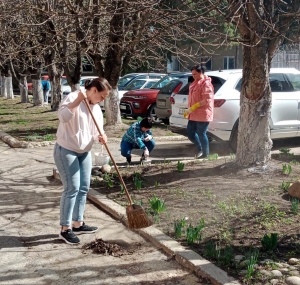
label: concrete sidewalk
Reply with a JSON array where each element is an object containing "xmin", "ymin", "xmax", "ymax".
[{"xmin": 0, "ymin": 138, "xmax": 239, "ymax": 285}]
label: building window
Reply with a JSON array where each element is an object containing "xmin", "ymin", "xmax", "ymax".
[
  {"xmin": 82, "ymin": 57, "xmax": 93, "ymax": 73},
  {"xmin": 200, "ymin": 57, "xmax": 212, "ymax": 70},
  {"xmin": 223, "ymin": 56, "xmax": 235, "ymax": 69}
]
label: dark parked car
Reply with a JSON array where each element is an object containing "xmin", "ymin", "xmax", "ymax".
[
  {"xmin": 119, "ymin": 72, "xmax": 192, "ymax": 121},
  {"xmin": 155, "ymin": 76, "xmax": 192, "ymax": 124}
]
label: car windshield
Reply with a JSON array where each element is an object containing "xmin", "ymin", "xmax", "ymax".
[
  {"xmin": 118, "ymin": 75, "xmax": 138, "ymax": 87},
  {"xmin": 151, "ymin": 75, "xmax": 186, "ymax": 89},
  {"xmin": 80, "ymin": 79, "xmax": 90, "ymax": 86},
  {"xmin": 124, "ymin": 79, "xmax": 147, "ymax": 90},
  {"xmin": 159, "ymin": 80, "xmax": 182, "ymax": 95},
  {"xmin": 144, "ymin": 81, "xmax": 157, "ymax": 88},
  {"xmin": 61, "ymin": 79, "xmax": 68, "ymax": 85}
]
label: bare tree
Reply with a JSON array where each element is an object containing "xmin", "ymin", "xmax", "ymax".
[
  {"xmin": 217, "ymin": 0, "xmax": 300, "ymax": 167},
  {"xmin": 65, "ymin": 0, "xmax": 219, "ymax": 125},
  {"xmin": 3, "ymin": 0, "xmax": 299, "ymax": 168}
]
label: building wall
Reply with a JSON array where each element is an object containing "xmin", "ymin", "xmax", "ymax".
[
  {"xmin": 271, "ymin": 44, "xmax": 300, "ymax": 70},
  {"xmin": 167, "ymin": 44, "xmax": 243, "ymax": 72}
]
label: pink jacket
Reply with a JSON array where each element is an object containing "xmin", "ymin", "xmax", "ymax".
[{"xmin": 188, "ymin": 75, "xmax": 214, "ymax": 122}]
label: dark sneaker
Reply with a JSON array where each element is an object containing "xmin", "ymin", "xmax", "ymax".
[
  {"xmin": 72, "ymin": 222, "xmax": 98, "ymax": 235},
  {"xmin": 126, "ymin": 155, "xmax": 132, "ymax": 164},
  {"xmin": 59, "ymin": 229, "xmax": 80, "ymax": 245}
]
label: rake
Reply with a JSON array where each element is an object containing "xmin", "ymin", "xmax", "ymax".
[{"xmin": 84, "ymin": 99, "xmax": 152, "ymax": 229}]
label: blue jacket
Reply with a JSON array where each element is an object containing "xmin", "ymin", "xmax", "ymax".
[
  {"xmin": 121, "ymin": 121, "xmax": 153, "ymax": 150},
  {"xmin": 42, "ymin": 80, "xmax": 51, "ymax": 90}
]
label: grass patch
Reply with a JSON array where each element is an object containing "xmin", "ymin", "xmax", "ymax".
[
  {"xmin": 0, "ymin": 98, "xmax": 58, "ymax": 141},
  {"xmin": 0, "ymin": 97, "xmax": 175, "ymax": 142}
]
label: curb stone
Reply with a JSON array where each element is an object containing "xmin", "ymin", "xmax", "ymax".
[
  {"xmin": 53, "ymin": 167, "xmax": 241, "ymax": 285},
  {"xmin": 108, "ymin": 135, "xmax": 187, "ymax": 143}
]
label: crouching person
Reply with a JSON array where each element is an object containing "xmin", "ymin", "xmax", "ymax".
[{"xmin": 121, "ymin": 117, "xmax": 155, "ymax": 164}]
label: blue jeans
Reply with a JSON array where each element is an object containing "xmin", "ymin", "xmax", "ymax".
[
  {"xmin": 43, "ymin": 89, "xmax": 50, "ymax": 103},
  {"xmin": 120, "ymin": 140, "xmax": 156, "ymax": 160},
  {"xmin": 53, "ymin": 143, "xmax": 92, "ymax": 227},
  {"xmin": 187, "ymin": 120, "xmax": 210, "ymax": 156}
]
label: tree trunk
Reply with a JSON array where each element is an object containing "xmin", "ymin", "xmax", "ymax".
[
  {"xmin": 31, "ymin": 67, "xmax": 44, "ymax": 106},
  {"xmin": 104, "ymin": 88, "xmax": 122, "ymax": 125},
  {"xmin": 1, "ymin": 75, "xmax": 6, "ymax": 98},
  {"xmin": 20, "ymin": 76, "xmax": 28, "ymax": 103},
  {"xmin": 50, "ymin": 73, "xmax": 64, "ymax": 111},
  {"xmin": 236, "ymin": 44, "xmax": 273, "ymax": 167},
  {"xmin": 32, "ymin": 79, "xmax": 43, "ymax": 106},
  {"xmin": 5, "ymin": 76, "xmax": 14, "ymax": 99}
]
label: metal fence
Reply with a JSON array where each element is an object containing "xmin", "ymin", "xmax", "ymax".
[{"xmin": 272, "ymin": 44, "xmax": 300, "ymax": 70}]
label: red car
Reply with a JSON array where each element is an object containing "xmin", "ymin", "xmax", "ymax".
[
  {"xmin": 27, "ymin": 82, "xmax": 33, "ymax": 94},
  {"xmin": 120, "ymin": 72, "xmax": 191, "ymax": 121}
]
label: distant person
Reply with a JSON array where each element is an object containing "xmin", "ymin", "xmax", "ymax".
[
  {"xmin": 184, "ymin": 65, "xmax": 214, "ymax": 159},
  {"xmin": 42, "ymin": 76, "xmax": 51, "ymax": 105},
  {"xmin": 120, "ymin": 117, "xmax": 155, "ymax": 164},
  {"xmin": 54, "ymin": 77, "xmax": 111, "ymax": 245}
]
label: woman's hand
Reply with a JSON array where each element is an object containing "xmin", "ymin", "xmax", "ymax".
[
  {"xmin": 98, "ymin": 133, "xmax": 107, "ymax": 144},
  {"xmin": 78, "ymin": 90, "xmax": 87, "ymax": 101},
  {"xmin": 143, "ymin": 147, "xmax": 149, "ymax": 158},
  {"xmin": 67, "ymin": 90, "xmax": 87, "ymax": 112},
  {"xmin": 144, "ymin": 135, "xmax": 153, "ymax": 142}
]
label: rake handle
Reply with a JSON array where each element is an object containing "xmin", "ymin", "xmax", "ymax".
[{"xmin": 83, "ymin": 99, "xmax": 133, "ymax": 205}]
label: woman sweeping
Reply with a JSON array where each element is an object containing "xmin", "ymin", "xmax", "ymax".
[
  {"xmin": 184, "ymin": 65, "xmax": 214, "ymax": 159},
  {"xmin": 54, "ymin": 77, "xmax": 111, "ymax": 244}
]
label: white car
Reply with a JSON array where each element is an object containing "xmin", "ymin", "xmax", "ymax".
[
  {"xmin": 118, "ymin": 78, "xmax": 159, "ymax": 98},
  {"xmin": 169, "ymin": 68, "xmax": 300, "ymax": 151},
  {"xmin": 62, "ymin": 76, "xmax": 98, "ymax": 99}
]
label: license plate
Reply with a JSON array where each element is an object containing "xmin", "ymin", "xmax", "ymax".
[
  {"xmin": 179, "ymin": 108, "xmax": 187, "ymax": 115},
  {"xmin": 157, "ymin": 101, "xmax": 166, "ymax": 107},
  {"xmin": 120, "ymin": 105, "xmax": 126, "ymax": 110}
]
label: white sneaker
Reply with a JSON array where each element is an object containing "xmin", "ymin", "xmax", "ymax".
[{"xmin": 195, "ymin": 151, "xmax": 203, "ymax": 159}]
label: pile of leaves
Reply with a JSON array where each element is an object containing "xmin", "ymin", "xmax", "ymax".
[{"xmin": 82, "ymin": 238, "xmax": 136, "ymax": 257}]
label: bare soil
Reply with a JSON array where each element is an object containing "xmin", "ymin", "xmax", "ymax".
[{"xmin": 92, "ymin": 144, "xmax": 300, "ymax": 284}]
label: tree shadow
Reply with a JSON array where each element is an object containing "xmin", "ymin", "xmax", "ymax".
[{"xmin": 0, "ymin": 234, "xmax": 61, "ymax": 249}]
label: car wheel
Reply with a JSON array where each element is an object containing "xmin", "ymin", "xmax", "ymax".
[{"xmin": 147, "ymin": 104, "xmax": 161, "ymax": 123}]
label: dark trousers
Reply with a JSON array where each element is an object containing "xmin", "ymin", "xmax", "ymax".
[{"xmin": 120, "ymin": 140, "xmax": 156, "ymax": 160}]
